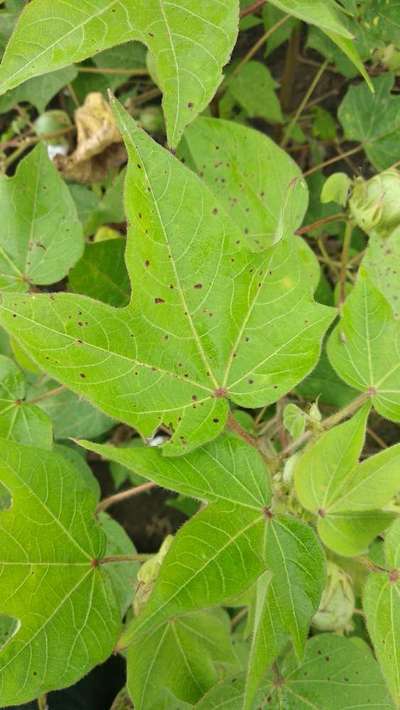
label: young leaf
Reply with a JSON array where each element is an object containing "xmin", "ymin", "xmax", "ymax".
[
  {"xmin": 364, "ymin": 518, "xmax": 400, "ymax": 706},
  {"xmin": 0, "ymin": 0, "xmax": 239, "ymax": 148},
  {"xmin": 200, "ymin": 634, "xmax": 393, "ymax": 709},
  {"xmin": 226, "ymin": 61, "xmax": 283, "ymax": 125},
  {"xmin": 127, "ymin": 610, "xmax": 237, "ymax": 709},
  {"xmin": 328, "ymin": 273, "xmax": 400, "ymax": 423},
  {"xmin": 295, "ymin": 406, "xmax": 400, "ymax": 556},
  {"xmin": 0, "ymin": 142, "xmax": 84, "ymax": 292},
  {"xmin": 339, "ymin": 74, "xmax": 400, "ymax": 170},
  {"xmin": 0, "ymin": 105, "xmax": 334, "ymax": 455},
  {"xmin": 179, "ymin": 116, "xmax": 308, "ymax": 251},
  {"xmin": 0, "ymin": 354, "xmax": 52, "ymax": 448},
  {"xmin": 268, "ymin": 0, "xmax": 352, "ymax": 37},
  {"xmin": 0, "ymin": 439, "xmax": 132, "ymax": 706}
]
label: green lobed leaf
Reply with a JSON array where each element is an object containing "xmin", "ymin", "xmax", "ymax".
[
  {"xmin": 198, "ymin": 634, "xmax": 393, "ymax": 709},
  {"xmin": 295, "ymin": 406, "xmax": 400, "ymax": 556},
  {"xmin": 267, "ymin": 0, "xmax": 352, "ymax": 37},
  {"xmin": 364, "ymin": 518, "xmax": 400, "ymax": 706},
  {"xmin": 80, "ymin": 432, "xmax": 271, "ymax": 511},
  {"xmin": 0, "ymin": 66, "xmax": 77, "ymax": 113},
  {"xmin": 0, "ymin": 0, "xmax": 240, "ymax": 148},
  {"xmin": 0, "ymin": 105, "xmax": 334, "ymax": 455},
  {"xmin": 338, "ymin": 74, "xmax": 400, "ymax": 170},
  {"xmin": 363, "ymin": 228, "xmax": 400, "ymax": 319},
  {"xmin": 179, "ymin": 116, "xmax": 308, "ymax": 251},
  {"xmin": 244, "ymin": 516, "xmax": 325, "ymax": 709},
  {"xmin": 0, "ymin": 142, "xmax": 84, "ymax": 292},
  {"xmin": 127, "ymin": 609, "xmax": 237, "ymax": 709},
  {"xmin": 0, "ymin": 439, "xmax": 133, "ymax": 706},
  {"xmin": 120, "ymin": 501, "xmax": 266, "ymax": 648},
  {"xmin": 0, "ymin": 354, "xmax": 52, "ymax": 448},
  {"xmin": 328, "ymin": 273, "xmax": 400, "ymax": 423}
]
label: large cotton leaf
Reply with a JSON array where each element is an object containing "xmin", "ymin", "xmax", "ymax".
[
  {"xmin": 127, "ymin": 610, "xmax": 237, "ymax": 709},
  {"xmin": 328, "ymin": 273, "xmax": 400, "ymax": 423},
  {"xmin": 338, "ymin": 74, "xmax": 400, "ymax": 170},
  {"xmin": 363, "ymin": 229, "xmax": 400, "ymax": 319},
  {"xmin": 0, "ymin": 354, "xmax": 52, "ymax": 448},
  {"xmin": 0, "ymin": 143, "xmax": 84, "ymax": 292},
  {"xmin": 0, "ymin": 0, "xmax": 239, "ymax": 148},
  {"xmin": 179, "ymin": 116, "xmax": 308, "ymax": 251},
  {"xmin": 0, "ymin": 439, "xmax": 134, "ymax": 706},
  {"xmin": 295, "ymin": 406, "xmax": 399, "ymax": 556},
  {"xmin": 199, "ymin": 634, "xmax": 393, "ymax": 709},
  {"xmin": 364, "ymin": 518, "xmax": 400, "ymax": 706},
  {"xmin": 0, "ymin": 105, "xmax": 333, "ymax": 455},
  {"xmin": 80, "ymin": 432, "xmax": 271, "ymax": 511}
]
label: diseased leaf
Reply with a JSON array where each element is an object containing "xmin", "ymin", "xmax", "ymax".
[
  {"xmin": 0, "ymin": 439, "xmax": 132, "ymax": 706},
  {"xmin": 199, "ymin": 634, "xmax": 393, "ymax": 709},
  {"xmin": 0, "ymin": 105, "xmax": 333, "ymax": 455},
  {"xmin": 0, "ymin": 142, "xmax": 84, "ymax": 292},
  {"xmin": 0, "ymin": 354, "xmax": 52, "ymax": 448},
  {"xmin": 338, "ymin": 74, "xmax": 400, "ymax": 170},
  {"xmin": 364, "ymin": 518, "xmax": 400, "ymax": 706},
  {"xmin": 0, "ymin": 0, "xmax": 240, "ymax": 148},
  {"xmin": 127, "ymin": 610, "xmax": 237, "ymax": 709},
  {"xmin": 295, "ymin": 406, "xmax": 400, "ymax": 555},
  {"xmin": 363, "ymin": 228, "xmax": 400, "ymax": 319},
  {"xmin": 69, "ymin": 239, "xmax": 130, "ymax": 308},
  {"xmin": 328, "ymin": 273, "xmax": 400, "ymax": 423},
  {"xmin": 179, "ymin": 116, "xmax": 308, "ymax": 251}
]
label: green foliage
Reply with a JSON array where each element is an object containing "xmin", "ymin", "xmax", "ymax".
[
  {"xmin": 0, "ymin": 439, "xmax": 136, "ymax": 705},
  {"xmin": 0, "ymin": 2, "xmax": 400, "ymax": 708},
  {"xmin": 0, "ymin": 0, "xmax": 239, "ymax": 148},
  {"xmin": 0, "ymin": 143, "xmax": 84, "ymax": 291}
]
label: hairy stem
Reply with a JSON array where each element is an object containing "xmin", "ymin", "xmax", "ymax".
[
  {"xmin": 28, "ymin": 385, "xmax": 65, "ymax": 405},
  {"xmin": 339, "ymin": 221, "xmax": 353, "ymax": 307},
  {"xmin": 98, "ymin": 553, "xmax": 153, "ymax": 565},
  {"xmin": 230, "ymin": 13, "xmax": 291, "ymax": 80},
  {"xmin": 240, "ymin": 0, "xmax": 267, "ymax": 18},
  {"xmin": 296, "ymin": 212, "xmax": 346, "ymax": 235}
]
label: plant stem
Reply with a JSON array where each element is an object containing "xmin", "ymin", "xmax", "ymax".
[
  {"xmin": 280, "ymin": 25, "xmax": 300, "ymax": 113},
  {"xmin": 97, "ymin": 481, "xmax": 157, "ymax": 512},
  {"xmin": 240, "ymin": 0, "xmax": 267, "ymax": 18},
  {"xmin": 280, "ymin": 392, "xmax": 371, "ymax": 458},
  {"xmin": 98, "ymin": 553, "xmax": 153, "ymax": 565},
  {"xmin": 227, "ymin": 413, "xmax": 259, "ymax": 449},
  {"xmin": 77, "ymin": 66, "xmax": 149, "ymax": 76},
  {"xmin": 37, "ymin": 696, "xmax": 48, "ymax": 710},
  {"xmin": 28, "ymin": 385, "xmax": 65, "ymax": 405},
  {"xmin": 230, "ymin": 607, "xmax": 248, "ymax": 629},
  {"xmin": 339, "ymin": 221, "xmax": 353, "ymax": 307},
  {"xmin": 296, "ymin": 212, "xmax": 345, "ymax": 235},
  {"xmin": 230, "ymin": 13, "xmax": 291, "ymax": 79},
  {"xmin": 281, "ymin": 60, "xmax": 329, "ymax": 149},
  {"xmin": 304, "ymin": 144, "xmax": 364, "ymax": 177}
]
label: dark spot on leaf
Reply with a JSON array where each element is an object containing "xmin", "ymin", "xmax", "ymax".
[
  {"xmin": 155, "ymin": 297, "xmax": 165, "ymax": 304},
  {"xmin": 194, "ymin": 283, "xmax": 203, "ymax": 289}
]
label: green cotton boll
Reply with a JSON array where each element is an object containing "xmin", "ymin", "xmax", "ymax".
[
  {"xmin": 34, "ymin": 109, "xmax": 72, "ymax": 148},
  {"xmin": 312, "ymin": 561, "xmax": 355, "ymax": 633},
  {"xmin": 349, "ymin": 170, "xmax": 400, "ymax": 236},
  {"xmin": 139, "ymin": 106, "xmax": 164, "ymax": 134}
]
